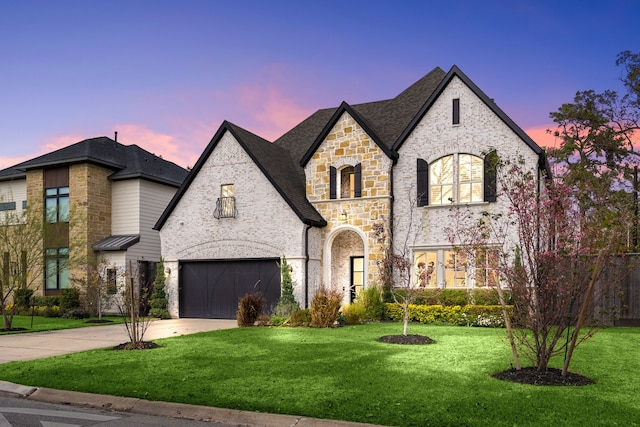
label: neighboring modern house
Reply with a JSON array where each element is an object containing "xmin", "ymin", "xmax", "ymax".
[
  {"xmin": 155, "ymin": 65, "xmax": 548, "ymax": 319},
  {"xmin": 0, "ymin": 136, "xmax": 188, "ymax": 300}
]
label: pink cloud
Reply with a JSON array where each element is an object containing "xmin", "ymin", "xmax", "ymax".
[{"xmin": 525, "ymin": 125, "xmax": 562, "ymax": 150}]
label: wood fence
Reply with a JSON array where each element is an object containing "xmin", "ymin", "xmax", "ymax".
[{"xmin": 599, "ymin": 255, "xmax": 640, "ymax": 326}]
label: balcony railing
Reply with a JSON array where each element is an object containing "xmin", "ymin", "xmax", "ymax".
[{"xmin": 214, "ymin": 196, "xmax": 237, "ymax": 219}]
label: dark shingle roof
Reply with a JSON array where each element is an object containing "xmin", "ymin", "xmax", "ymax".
[
  {"xmin": 154, "ymin": 121, "xmax": 327, "ymax": 230},
  {"xmin": 156, "ymin": 65, "xmax": 546, "ymax": 230},
  {"xmin": 0, "ymin": 137, "xmax": 188, "ymax": 186}
]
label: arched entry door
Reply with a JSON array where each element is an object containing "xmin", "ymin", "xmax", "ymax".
[{"xmin": 329, "ymin": 228, "xmax": 365, "ymax": 303}]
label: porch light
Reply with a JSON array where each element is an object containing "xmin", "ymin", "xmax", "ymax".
[{"xmin": 339, "ymin": 210, "xmax": 349, "ymax": 221}]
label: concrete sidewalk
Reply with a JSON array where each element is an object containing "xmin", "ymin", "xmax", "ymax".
[
  {"xmin": 0, "ymin": 318, "xmax": 237, "ymax": 364},
  {"xmin": 0, "ymin": 319, "xmax": 388, "ymax": 426}
]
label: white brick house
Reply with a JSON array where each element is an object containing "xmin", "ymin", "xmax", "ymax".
[{"xmin": 155, "ymin": 65, "xmax": 548, "ymax": 319}]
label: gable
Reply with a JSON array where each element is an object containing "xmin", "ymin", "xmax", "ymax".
[{"xmin": 155, "ymin": 122, "xmax": 326, "ymax": 231}]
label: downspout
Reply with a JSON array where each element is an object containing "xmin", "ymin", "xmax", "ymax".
[{"xmin": 305, "ymin": 224, "xmax": 312, "ymax": 309}]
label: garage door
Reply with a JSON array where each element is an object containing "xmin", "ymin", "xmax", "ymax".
[{"xmin": 179, "ymin": 259, "xmax": 281, "ymax": 319}]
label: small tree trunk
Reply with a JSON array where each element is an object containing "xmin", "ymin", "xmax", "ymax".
[
  {"xmin": 403, "ymin": 302, "xmax": 409, "ymax": 336},
  {"xmin": 494, "ymin": 271, "xmax": 521, "ymax": 370},
  {"xmin": 130, "ymin": 276, "xmax": 138, "ymax": 346},
  {"xmin": 562, "ymin": 249, "xmax": 607, "ymax": 377}
]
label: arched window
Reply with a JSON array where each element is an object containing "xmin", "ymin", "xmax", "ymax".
[
  {"xmin": 330, "ymin": 164, "xmax": 362, "ymax": 199},
  {"xmin": 429, "ymin": 155, "xmax": 454, "ymax": 205},
  {"xmin": 417, "ymin": 152, "xmax": 495, "ymax": 206},
  {"xmin": 340, "ymin": 166, "xmax": 355, "ymax": 199}
]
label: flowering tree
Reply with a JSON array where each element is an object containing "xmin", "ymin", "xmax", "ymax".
[{"xmin": 446, "ymin": 156, "xmax": 620, "ymax": 375}]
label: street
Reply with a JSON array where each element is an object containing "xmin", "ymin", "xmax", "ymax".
[{"xmin": 0, "ymin": 396, "xmax": 233, "ymax": 427}]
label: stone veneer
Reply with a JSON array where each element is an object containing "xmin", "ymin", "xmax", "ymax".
[
  {"xmin": 25, "ymin": 170, "xmax": 45, "ymax": 294},
  {"xmin": 304, "ymin": 112, "xmax": 393, "ymax": 287},
  {"xmin": 69, "ymin": 163, "xmax": 112, "ymax": 283}
]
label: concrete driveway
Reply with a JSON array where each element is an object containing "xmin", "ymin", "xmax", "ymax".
[{"xmin": 0, "ymin": 319, "xmax": 237, "ymax": 364}]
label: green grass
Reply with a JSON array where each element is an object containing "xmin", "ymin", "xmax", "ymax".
[
  {"xmin": 0, "ymin": 315, "xmax": 124, "ymax": 335},
  {"xmin": 0, "ymin": 323, "xmax": 638, "ymax": 426}
]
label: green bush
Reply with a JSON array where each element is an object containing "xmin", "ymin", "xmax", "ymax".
[
  {"xmin": 383, "ymin": 303, "xmax": 509, "ymax": 328},
  {"xmin": 357, "ymin": 286, "xmax": 385, "ymax": 320},
  {"xmin": 310, "ymin": 286, "xmax": 342, "ymax": 327},
  {"xmin": 472, "ymin": 288, "xmax": 513, "ymax": 305},
  {"xmin": 237, "ymin": 293, "xmax": 265, "ymax": 327},
  {"xmin": 289, "ymin": 309, "xmax": 311, "ymax": 327},
  {"xmin": 413, "ymin": 289, "xmax": 441, "ymax": 305},
  {"xmin": 149, "ymin": 258, "xmax": 171, "ymax": 319},
  {"xmin": 60, "ymin": 288, "xmax": 81, "ymax": 311},
  {"xmin": 440, "ymin": 289, "xmax": 469, "ymax": 306},
  {"xmin": 342, "ymin": 303, "xmax": 366, "ymax": 325},
  {"xmin": 13, "ymin": 288, "xmax": 34, "ymax": 310},
  {"xmin": 33, "ymin": 296, "xmax": 60, "ymax": 307}
]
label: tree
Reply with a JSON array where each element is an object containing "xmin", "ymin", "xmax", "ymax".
[
  {"xmin": 149, "ymin": 258, "xmax": 170, "ymax": 319},
  {"xmin": 548, "ymin": 51, "xmax": 640, "ymax": 251},
  {"xmin": 446, "ymin": 156, "xmax": 621, "ymax": 375},
  {"xmin": 0, "ymin": 198, "xmax": 45, "ymax": 330},
  {"xmin": 115, "ymin": 260, "xmax": 153, "ymax": 349}
]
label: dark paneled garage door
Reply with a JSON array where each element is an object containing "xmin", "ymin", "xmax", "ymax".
[{"xmin": 179, "ymin": 259, "xmax": 281, "ymax": 319}]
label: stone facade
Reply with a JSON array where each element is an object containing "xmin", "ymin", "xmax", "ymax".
[{"xmin": 304, "ymin": 112, "xmax": 393, "ymax": 296}]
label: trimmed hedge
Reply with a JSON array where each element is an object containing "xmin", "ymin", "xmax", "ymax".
[{"xmin": 383, "ymin": 303, "xmax": 511, "ymax": 328}]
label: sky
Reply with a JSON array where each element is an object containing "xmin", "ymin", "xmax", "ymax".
[{"xmin": 1, "ymin": 0, "xmax": 639, "ymax": 170}]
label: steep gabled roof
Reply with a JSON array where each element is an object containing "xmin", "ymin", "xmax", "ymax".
[
  {"xmin": 393, "ymin": 65, "xmax": 544, "ymax": 155},
  {"xmin": 0, "ymin": 137, "xmax": 188, "ymax": 186},
  {"xmin": 299, "ymin": 101, "xmax": 398, "ymax": 167},
  {"xmin": 154, "ymin": 121, "xmax": 326, "ymax": 230},
  {"xmin": 277, "ymin": 67, "xmax": 447, "ymax": 165}
]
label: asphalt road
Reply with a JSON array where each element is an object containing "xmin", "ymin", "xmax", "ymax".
[{"xmin": 0, "ymin": 395, "xmax": 235, "ymax": 426}]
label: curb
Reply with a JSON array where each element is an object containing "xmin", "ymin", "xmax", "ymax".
[{"xmin": 0, "ymin": 381, "xmax": 387, "ymax": 427}]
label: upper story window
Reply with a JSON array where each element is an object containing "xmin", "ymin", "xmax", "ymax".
[
  {"xmin": 416, "ymin": 151, "xmax": 497, "ymax": 207},
  {"xmin": 330, "ymin": 164, "xmax": 361, "ymax": 200},
  {"xmin": 214, "ymin": 184, "xmax": 236, "ymax": 219},
  {"xmin": 453, "ymin": 98, "xmax": 460, "ymax": 125},
  {"xmin": 45, "ymin": 186, "xmax": 70, "ymax": 223},
  {"xmin": 0, "ymin": 201, "xmax": 16, "ymax": 211}
]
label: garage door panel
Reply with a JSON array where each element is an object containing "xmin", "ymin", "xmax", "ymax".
[{"xmin": 180, "ymin": 259, "xmax": 281, "ymax": 319}]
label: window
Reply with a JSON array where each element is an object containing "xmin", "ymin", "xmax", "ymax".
[
  {"xmin": 106, "ymin": 268, "xmax": 118, "ymax": 294},
  {"xmin": 417, "ymin": 153, "xmax": 496, "ymax": 206},
  {"xmin": 453, "ymin": 98, "xmax": 460, "ymax": 125},
  {"xmin": 458, "ymin": 154, "xmax": 484, "ymax": 203},
  {"xmin": 214, "ymin": 184, "xmax": 236, "ymax": 218},
  {"xmin": 0, "ymin": 202, "xmax": 16, "ymax": 211},
  {"xmin": 429, "ymin": 155, "xmax": 454, "ymax": 205},
  {"xmin": 341, "ymin": 166, "xmax": 355, "ymax": 198},
  {"xmin": 444, "ymin": 250, "xmax": 467, "ymax": 287},
  {"xmin": 45, "ymin": 248, "xmax": 69, "ymax": 290},
  {"xmin": 350, "ymin": 256, "xmax": 364, "ymax": 303},
  {"xmin": 330, "ymin": 164, "xmax": 361, "ymax": 199},
  {"xmin": 414, "ymin": 248, "xmax": 498, "ymax": 288},
  {"xmin": 475, "ymin": 249, "xmax": 499, "ymax": 287},
  {"xmin": 45, "ymin": 186, "xmax": 69, "ymax": 223}
]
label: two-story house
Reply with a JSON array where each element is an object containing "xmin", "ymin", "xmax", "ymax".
[
  {"xmin": 0, "ymin": 136, "xmax": 188, "ymax": 301},
  {"xmin": 154, "ymin": 65, "xmax": 548, "ymax": 319}
]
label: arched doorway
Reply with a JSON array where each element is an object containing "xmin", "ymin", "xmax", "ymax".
[{"xmin": 328, "ymin": 227, "xmax": 366, "ymax": 303}]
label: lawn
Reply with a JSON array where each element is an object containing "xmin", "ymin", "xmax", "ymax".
[
  {"xmin": 0, "ymin": 323, "xmax": 638, "ymax": 426},
  {"xmin": 0, "ymin": 315, "xmax": 124, "ymax": 335}
]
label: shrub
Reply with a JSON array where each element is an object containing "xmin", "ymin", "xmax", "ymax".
[
  {"xmin": 357, "ymin": 286, "xmax": 385, "ymax": 320},
  {"xmin": 13, "ymin": 288, "xmax": 34, "ymax": 310},
  {"xmin": 33, "ymin": 296, "xmax": 60, "ymax": 307},
  {"xmin": 237, "ymin": 293, "xmax": 265, "ymax": 327},
  {"xmin": 342, "ymin": 303, "xmax": 366, "ymax": 324},
  {"xmin": 383, "ymin": 303, "xmax": 510, "ymax": 327},
  {"xmin": 310, "ymin": 286, "xmax": 342, "ymax": 327},
  {"xmin": 60, "ymin": 288, "xmax": 81, "ymax": 311},
  {"xmin": 63, "ymin": 309, "xmax": 90, "ymax": 319},
  {"xmin": 440, "ymin": 289, "xmax": 469, "ymax": 306},
  {"xmin": 289, "ymin": 309, "xmax": 311, "ymax": 327},
  {"xmin": 149, "ymin": 259, "xmax": 171, "ymax": 319}
]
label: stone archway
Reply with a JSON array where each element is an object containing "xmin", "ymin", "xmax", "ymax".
[{"xmin": 328, "ymin": 227, "xmax": 365, "ymax": 303}]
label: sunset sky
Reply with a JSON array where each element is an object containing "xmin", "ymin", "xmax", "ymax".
[{"xmin": 1, "ymin": 0, "xmax": 638, "ymax": 170}]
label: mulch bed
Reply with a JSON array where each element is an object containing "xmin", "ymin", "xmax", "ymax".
[
  {"xmin": 377, "ymin": 334, "xmax": 436, "ymax": 345},
  {"xmin": 492, "ymin": 367, "xmax": 595, "ymax": 386},
  {"xmin": 112, "ymin": 342, "xmax": 160, "ymax": 350}
]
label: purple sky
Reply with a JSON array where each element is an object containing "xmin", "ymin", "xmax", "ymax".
[{"xmin": 1, "ymin": 0, "xmax": 638, "ymax": 169}]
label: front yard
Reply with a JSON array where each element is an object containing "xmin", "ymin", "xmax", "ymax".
[
  {"xmin": 0, "ymin": 315, "xmax": 124, "ymax": 335},
  {"xmin": 0, "ymin": 323, "xmax": 638, "ymax": 426}
]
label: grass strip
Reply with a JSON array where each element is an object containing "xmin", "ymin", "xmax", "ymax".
[{"xmin": 0, "ymin": 315, "xmax": 124, "ymax": 335}]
